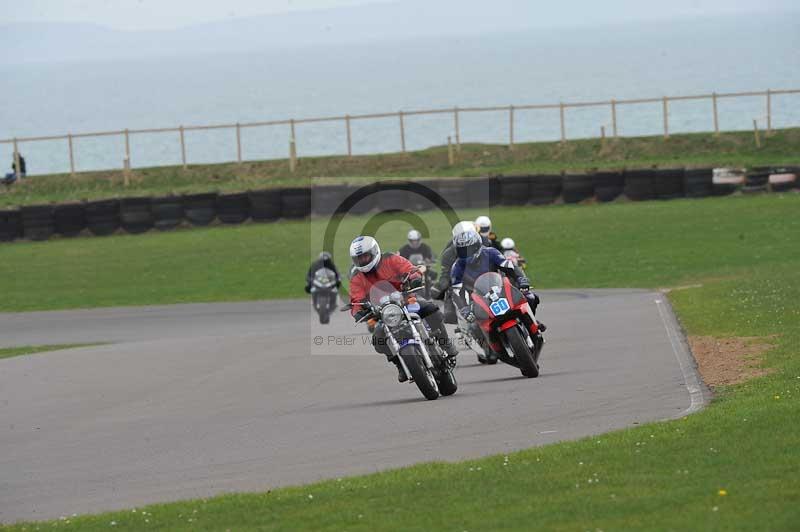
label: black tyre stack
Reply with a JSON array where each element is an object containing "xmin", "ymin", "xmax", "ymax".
[
  {"xmin": 410, "ymin": 179, "xmax": 441, "ymax": 211},
  {"xmin": 120, "ymin": 197, "xmax": 154, "ymax": 234},
  {"xmin": 562, "ymin": 174, "xmax": 594, "ymax": 204},
  {"xmin": 465, "ymin": 177, "xmax": 499, "ymax": 208},
  {"xmin": 375, "ymin": 181, "xmax": 409, "ymax": 212},
  {"xmin": 0, "ymin": 209, "xmax": 22, "ymax": 242},
  {"xmin": 54, "ymin": 203, "xmax": 86, "ymax": 237},
  {"xmin": 216, "ymin": 192, "xmax": 250, "ymax": 224},
  {"xmin": 684, "ymin": 168, "xmax": 714, "ymax": 198},
  {"xmin": 498, "ymin": 175, "xmax": 531, "ymax": 206},
  {"xmin": 624, "ymin": 169, "xmax": 657, "ymax": 201},
  {"xmin": 529, "ymin": 175, "xmax": 562, "ymax": 205},
  {"xmin": 280, "ymin": 187, "xmax": 312, "ymax": 219},
  {"xmin": 151, "ymin": 196, "xmax": 183, "ymax": 231},
  {"xmin": 593, "ymin": 171, "xmax": 624, "ymax": 202},
  {"xmin": 21, "ymin": 205, "xmax": 55, "ymax": 241},
  {"xmin": 311, "ymin": 184, "xmax": 352, "ymax": 216},
  {"xmin": 182, "ymin": 193, "xmax": 217, "ymax": 226},
  {"xmin": 653, "ymin": 168, "xmax": 685, "ymax": 199},
  {"xmin": 85, "ymin": 199, "xmax": 120, "ymax": 236},
  {"xmin": 712, "ymin": 168, "xmax": 743, "ymax": 196},
  {"xmin": 437, "ymin": 178, "xmax": 470, "ymax": 210},
  {"xmin": 743, "ymin": 167, "xmax": 770, "ymax": 194},
  {"xmin": 249, "ymin": 189, "xmax": 282, "ymax": 222}
]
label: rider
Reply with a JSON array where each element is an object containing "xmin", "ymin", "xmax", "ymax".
[
  {"xmin": 475, "ymin": 215, "xmax": 502, "ymax": 250},
  {"xmin": 450, "ymin": 230, "xmax": 544, "ymax": 329},
  {"xmin": 305, "ymin": 251, "xmax": 341, "ymax": 294},
  {"xmin": 349, "ymin": 235, "xmax": 459, "ymax": 382},
  {"xmin": 432, "ymin": 221, "xmax": 490, "ymax": 301},
  {"xmin": 500, "ymin": 237, "xmax": 527, "ymax": 268},
  {"xmin": 398, "ymin": 229, "xmax": 434, "ymax": 261}
]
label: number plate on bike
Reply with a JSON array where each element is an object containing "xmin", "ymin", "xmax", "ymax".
[{"xmin": 489, "ymin": 298, "xmax": 510, "ymax": 315}]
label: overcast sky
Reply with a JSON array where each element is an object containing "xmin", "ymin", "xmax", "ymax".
[{"xmin": 2, "ymin": 0, "xmax": 796, "ymax": 30}]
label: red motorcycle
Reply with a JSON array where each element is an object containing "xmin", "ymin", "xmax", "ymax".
[{"xmin": 469, "ymin": 271, "xmax": 544, "ymax": 378}]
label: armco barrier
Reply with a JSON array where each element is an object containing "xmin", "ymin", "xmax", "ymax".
[
  {"xmin": 0, "ymin": 209, "xmax": 22, "ymax": 241},
  {"xmin": 249, "ymin": 189, "xmax": 281, "ymax": 221},
  {"xmin": 563, "ymin": 174, "xmax": 594, "ymax": 203},
  {"xmin": 530, "ymin": 175, "xmax": 562, "ymax": 205},
  {"xmin": 85, "ymin": 199, "xmax": 120, "ymax": 236},
  {"xmin": 280, "ymin": 187, "xmax": 312, "ymax": 219},
  {"xmin": 593, "ymin": 171, "xmax": 625, "ymax": 202},
  {"xmin": 182, "ymin": 193, "xmax": 217, "ymax": 226},
  {"xmin": 54, "ymin": 203, "xmax": 86, "ymax": 237},
  {"xmin": 499, "ymin": 175, "xmax": 532, "ymax": 206},
  {"xmin": 21, "ymin": 205, "xmax": 55, "ymax": 241},
  {"xmin": 120, "ymin": 197, "xmax": 154, "ymax": 234},
  {"xmin": 217, "ymin": 192, "xmax": 250, "ymax": 224},
  {"xmin": 684, "ymin": 168, "xmax": 714, "ymax": 198},
  {"xmin": 151, "ymin": 196, "xmax": 183, "ymax": 231}
]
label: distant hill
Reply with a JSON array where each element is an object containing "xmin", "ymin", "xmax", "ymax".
[{"xmin": 1, "ymin": 0, "xmax": 796, "ymax": 65}]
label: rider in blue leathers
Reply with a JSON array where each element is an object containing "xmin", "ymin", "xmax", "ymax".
[{"xmin": 450, "ymin": 230, "xmax": 543, "ymax": 325}]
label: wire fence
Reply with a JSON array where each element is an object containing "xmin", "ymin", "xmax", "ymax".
[{"xmin": 2, "ymin": 88, "xmax": 799, "ymax": 177}]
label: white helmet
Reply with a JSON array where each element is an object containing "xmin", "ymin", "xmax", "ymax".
[
  {"xmin": 475, "ymin": 215, "xmax": 492, "ymax": 236},
  {"xmin": 407, "ymin": 229, "xmax": 422, "ymax": 249},
  {"xmin": 453, "ymin": 230, "xmax": 482, "ymax": 261},
  {"xmin": 500, "ymin": 238, "xmax": 515, "ymax": 251},
  {"xmin": 349, "ymin": 235, "xmax": 381, "ymax": 273},
  {"xmin": 452, "ymin": 220, "xmax": 477, "ymax": 238}
]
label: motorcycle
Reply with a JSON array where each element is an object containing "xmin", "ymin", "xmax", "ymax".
[
  {"xmin": 310, "ymin": 267, "xmax": 339, "ymax": 324},
  {"xmin": 352, "ymin": 277, "xmax": 458, "ymax": 400},
  {"xmin": 407, "ymin": 253, "xmax": 438, "ymax": 299},
  {"xmin": 467, "ymin": 271, "xmax": 544, "ymax": 377}
]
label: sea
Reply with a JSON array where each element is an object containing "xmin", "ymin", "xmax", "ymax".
[{"xmin": 1, "ymin": 12, "xmax": 799, "ymax": 176}]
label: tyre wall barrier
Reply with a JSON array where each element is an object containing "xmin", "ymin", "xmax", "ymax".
[
  {"xmin": 280, "ymin": 187, "xmax": 312, "ymax": 219},
  {"xmin": 85, "ymin": 199, "xmax": 120, "ymax": 236},
  {"xmin": 120, "ymin": 197, "xmax": 154, "ymax": 234},
  {"xmin": 21, "ymin": 205, "xmax": 55, "ymax": 241},
  {"xmin": 712, "ymin": 168, "xmax": 744, "ymax": 196},
  {"xmin": 54, "ymin": 203, "xmax": 87, "ymax": 237},
  {"xmin": 182, "ymin": 192, "xmax": 217, "ymax": 226},
  {"xmin": 411, "ymin": 179, "xmax": 441, "ymax": 211},
  {"xmin": 0, "ymin": 209, "xmax": 22, "ymax": 242},
  {"xmin": 768, "ymin": 168, "xmax": 797, "ymax": 192},
  {"xmin": 375, "ymin": 181, "xmax": 410, "ymax": 212},
  {"xmin": 743, "ymin": 167, "xmax": 771, "ymax": 194},
  {"xmin": 684, "ymin": 168, "xmax": 714, "ymax": 198},
  {"xmin": 653, "ymin": 168, "xmax": 685, "ymax": 199},
  {"xmin": 249, "ymin": 189, "xmax": 281, "ymax": 221},
  {"xmin": 312, "ymin": 184, "xmax": 354, "ymax": 216},
  {"xmin": 464, "ymin": 177, "xmax": 499, "ymax": 208},
  {"xmin": 593, "ymin": 171, "xmax": 625, "ymax": 202},
  {"xmin": 498, "ymin": 175, "xmax": 532, "ymax": 206},
  {"xmin": 216, "ymin": 192, "xmax": 251, "ymax": 224},
  {"xmin": 151, "ymin": 196, "xmax": 183, "ymax": 231},
  {"xmin": 624, "ymin": 169, "xmax": 657, "ymax": 201},
  {"xmin": 562, "ymin": 174, "xmax": 594, "ymax": 204},
  {"xmin": 529, "ymin": 175, "xmax": 563, "ymax": 205},
  {"xmin": 436, "ymin": 178, "xmax": 470, "ymax": 210}
]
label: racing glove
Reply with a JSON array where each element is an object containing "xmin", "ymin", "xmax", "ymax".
[
  {"xmin": 304, "ymin": 285, "xmax": 312, "ymax": 294},
  {"xmin": 517, "ymin": 276, "xmax": 531, "ymax": 291},
  {"xmin": 459, "ymin": 306, "xmax": 476, "ymax": 323}
]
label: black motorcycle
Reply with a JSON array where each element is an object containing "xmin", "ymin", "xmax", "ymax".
[
  {"xmin": 310, "ymin": 267, "xmax": 339, "ymax": 324},
  {"xmin": 407, "ymin": 253, "xmax": 438, "ymax": 300}
]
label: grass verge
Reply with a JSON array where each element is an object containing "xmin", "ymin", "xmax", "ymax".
[
  {"xmin": 0, "ymin": 344, "xmax": 100, "ymax": 360},
  {"xmin": 1, "ymin": 128, "xmax": 798, "ymax": 208},
  {"xmin": 1, "ymin": 193, "xmax": 798, "ymax": 530}
]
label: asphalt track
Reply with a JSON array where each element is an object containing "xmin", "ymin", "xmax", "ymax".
[{"xmin": 0, "ymin": 290, "xmax": 707, "ymax": 523}]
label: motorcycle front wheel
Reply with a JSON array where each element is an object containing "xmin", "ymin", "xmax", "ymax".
[
  {"xmin": 504, "ymin": 326, "xmax": 539, "ymax": 378},
  {"xmin": 399, "ymin": 345, "xmax": 440, "ymax": 400}
]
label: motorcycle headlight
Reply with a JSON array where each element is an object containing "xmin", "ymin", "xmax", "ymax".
[{"xmin": 381, "ymin": 304, "xmax": 405, "ymax": 327}]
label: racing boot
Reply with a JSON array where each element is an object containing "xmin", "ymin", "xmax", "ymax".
[{"xmin": 388, "ymin": 355, "xmax": 408, "ymax": 383}]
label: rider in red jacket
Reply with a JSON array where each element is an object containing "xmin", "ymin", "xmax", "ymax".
[{"xmin": 349, "ymin": 236, "xmax": 458, "ymax": 381}]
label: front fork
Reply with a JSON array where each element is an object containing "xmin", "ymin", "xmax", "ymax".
[{"xmin": 384, "ymin": 314, "xmax": 436, "ymax": 381}]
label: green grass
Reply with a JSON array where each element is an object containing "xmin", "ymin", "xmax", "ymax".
[
  {"xmin": 0, "ymin": 344, "xmax": 99, "ymax": 360},
  {"xmin": 1, "ymin": 127, "xmax": 798, "ymax": 208},
  {"xmin": 0, "ymin": 193, "xmax": 797, "ymax": 312},
  {"xmin": 2, "ymin": 193, "xmax": 799, "ymax": 530}
]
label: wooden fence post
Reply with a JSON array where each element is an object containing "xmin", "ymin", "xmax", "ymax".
[
  {"xmin": 179, "ymin": 126, "xmax": 187, "ymax": 168},
  {"xmin": 124, "ymin": 128, "xmax": 131, "ymax": 168},
  {"xmin": 67, "ymin": 133, "xmax": 75, "ymax": 176},
  {"xmin": 766, "ymin": 89, "xmax": 772, "ymax": 136},
  {"xmin": 611, "ymin": 99, "xmax": 618, "ymax": 138},
  {"xmin": 454, "ymin": 107, "xmax": 461, "ymax": 152},
  {"xmin": 236, "ymin": 123, "xmax": 242, "ymax": 164},
  {"xmin": 662, "ymin": 97, "xmax": 670, "ymax": 139},
  {"xmin": 753, "ymin": 119, "xmax": 761, "ymax": 148},
  {"xmin": 12, "ymin": 138, "xmax": 20, "ymax": 177},
  {"xmin": 600, "ymin": 126, "xmax": 606, "ymax": 149},
  {"xmin": 345, "ymin": 115, "xmax": 352, "ymax": 157},
  {"xmin": 447, "ymin": 136, "xmax": 454, "ymax": 166},
  {"xmin": 509, "ymin": 105, "xmax": 515, "ymax": 151},
  {"xmin": 398, "ymin": 111, "xmax": 406, "ymax": 153},
  {"xmin": 289, "ymin": 138, "xmax": 297, "ymax": 172},
  {"xmin": 290, "ymin": 119, "xmax": 296, "ymax": 144},
  {"xmin": 712, "ymin": 92, "xmax": 719, "ymax": 136},
  {"xmin": 559, "ymin": 102, "xmax": 566, "ymax": 143}
]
